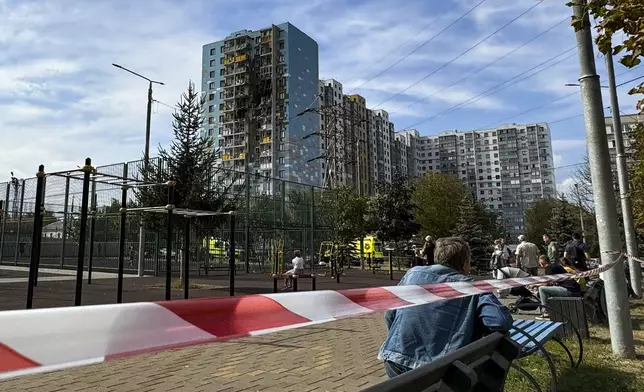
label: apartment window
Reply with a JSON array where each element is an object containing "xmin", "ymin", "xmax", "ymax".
[
  {"xmin": 278, "ymin": 157, "xmax": 285, "ymax": 164},
  {"xmin": 480, "ymin": 190, "xmax": 484, "ymax": 195},
  {"xmin": 219, "ymin": 92, "xmax": 223, "ymax": 99},
  {"xmin": 494, "ymin": 153, "xmax": 498, "ymax": 158},
  {"xmin": 208, "ymin": 117, "xmax": 214, "ymax": 124},
  {"xmin": 220, "ymin": 57, "xmax": 224, "ymax": 64},
  {"xmin": 219, "ymin": 80, "xmax": 224, "ymax": 87},
  {"xmin": 220, "ymin": 46, "xmax": 224, "ymax": 52},
  {"xmin": 208, "ymin": 105, "xmax": 214, "ymax": 113},
  {"xmin": 210, "ymin": 60, "xmax": 216, "ymax": 66},
  {"xmin": 208, "ymin": 93, "xmax": 215, "ymax": 101},
  {"xmin": 278, "ymin": 41, "xmax": 285, "ymax": 49},
  {"xmin": 210, "ymin": 48, "xmax": 216, "ymax": 56},
  {"xmin": 278, "ymin": 170, "xmax": 285, "ymax": 178},
  {"xmin": 220, "ymin": 69, "xmax": 225, "ymax": 76},
  {"xmin": 209, "ymin": 82, "xmax": 215, "ymax": 89},
  {"xmin": 209, "ymin": 71, "xmax": 216, "ymax": 78}
]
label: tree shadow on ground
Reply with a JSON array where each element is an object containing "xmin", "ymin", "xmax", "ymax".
[{"xmin": 556, "ymin": 363, "xmax": 639, "ymax": 392}]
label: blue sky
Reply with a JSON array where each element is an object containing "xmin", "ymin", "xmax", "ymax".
[{"xmin": 0, "ymin": 0, "xmax": 641, "ymax": 196}]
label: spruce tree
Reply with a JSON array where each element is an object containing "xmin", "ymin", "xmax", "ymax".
[
  {"xmin": 452, "ymin": 195, "xmax": 489, "ymax": 267},
  {"xmin": 137, "ymin": 81, "xmax": 240, "ymax": 234},
  {"xmin": 548, "ymin": 196, "xmax": 576, "ymax": 246}
]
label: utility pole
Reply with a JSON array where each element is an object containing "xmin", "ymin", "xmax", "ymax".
[
  {"xmin": 112, "ymin": 64, "xmax": 164, "ymax": 277},
  {"xmin": 605, "ymin": 52, "xmax": 642, "ymax": 297},
  {"xmin": 572, "ymin": 1, "xmax": 635, "ymax": 358},
  {"xmin": 573, "ymin": 183, "xmax": 586, "ymax": 242}
]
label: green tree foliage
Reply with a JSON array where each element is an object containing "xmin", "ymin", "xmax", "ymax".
[
  {"xmin": 412, "ymin": 173, "xmax": 466, "ymax": 238},
  {"xmin": 628, "ymin": 124, "xmax": 644, "ymax": 232},
  {"xmin": 525, "ymin": 198, "xmax": 558, "ymax": 245},
  {"xmin": 370, "ymin": 174, "xmax": 420, "ymax": 244},
  {"xmin": 451, "ymin": 195, "xmax": 490, "ymax": 265},
  {"xmin": 334, "ymin": 186, "xmax": 370, "ymax": 244},
  {"xmin": 525, "ymin": 196, "xmax": 599, "ymax": 256},
  {"xmin": 570, "ymin": 0, "xmax": 643, "ymax": 110},
  {"xmin": 549, "ymin": 195, "xmax": 578, "ymax": 246},
  {"xmin": 137, "ymin": 81, "xmax": 239, "ymax": 233}
]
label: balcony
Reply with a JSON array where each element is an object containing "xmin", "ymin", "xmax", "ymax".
[
  {"xmin": 260, "ymin": 163, "xmax": 272, "ymax": 171},
  {"xmin": 260, "ymin": 137, "xmax": 272, "ymax": 144},
  {"xmin": 224, "ymin": 138, "xmax": 247, "ymax": 148},
  {"xmin": 260, "ymin": 150, "xmax": 272, "ymax": 158},
  {"xmin": 222, "ymin": 126, "xmax": 246, "ymax": 136}
]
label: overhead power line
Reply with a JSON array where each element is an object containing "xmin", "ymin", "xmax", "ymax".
[
  {"xmin": 399, "ymin": 46, "xmax": 578, "ymax": 130},
  {"xmin": 345, "ymin": 0, "xmax": 489, "ymax": 94},
  {"xmin": 341, "ymin": 1, "xmax": 460, "ymax": 93},
  {"xmin": 278, "ymin": 65, "xmax": 643, "ymax": 154},
  {"xmin": 390, "ymin": 15, "xmax": 569, "ymax": 116},
  {"xmin": 371, "ymin": 0, "xmax": 544, "ymax": 109}
]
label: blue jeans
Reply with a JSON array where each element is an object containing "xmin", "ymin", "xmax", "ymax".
[
  {"xmin": 538, "ymin": 285, "xmax": 574, "ymax": 308},
  {"xmin": 384, "ymin": 361, "xmax": 411, "ymax": 378}
]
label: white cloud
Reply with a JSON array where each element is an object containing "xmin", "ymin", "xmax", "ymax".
[
  {"xmin": 0, "ymin": 0, "xmax": 633, "ymax": 186},
  {"xmin": 557, "ymin": 177, "xmax": 577, "ymax": 198}
]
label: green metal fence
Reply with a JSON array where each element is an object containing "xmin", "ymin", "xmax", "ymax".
[{"xmin": 0, "ymin": 158, "xmax": 336, "ymax": 275}]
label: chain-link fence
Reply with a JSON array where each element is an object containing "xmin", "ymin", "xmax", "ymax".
[{"xmin": 0, "ymin": 157, "xmax": 337, "ymax": 278}]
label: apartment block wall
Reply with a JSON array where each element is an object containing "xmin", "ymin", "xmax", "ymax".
[{"xmin": 201, "ymin": 22, "xmax": 320, "ymax": 193}]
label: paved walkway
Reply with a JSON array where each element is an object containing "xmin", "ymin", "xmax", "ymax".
[
  {"xmin": 0, "ymin": 265, "xmax": 139, "ymax": 284},
  {"xmin": 0, "ymin": 314, "xmax": 389, "ymax": 392}
]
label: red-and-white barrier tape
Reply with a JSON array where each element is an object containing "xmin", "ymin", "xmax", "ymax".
[
  {"xmin": 625, "ymin": 254, "xmax": 644, "ymax": 265},
  {"xmin": 0, "ymin": 259, "xmax": 621, "ymax": 380}
]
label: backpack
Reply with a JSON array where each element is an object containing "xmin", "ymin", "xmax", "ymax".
[
  {"xmin": 584, "ymin": 279, "xmax": 607, "ymax": 324},
  {"xmin": 489, "ymin": 249, "xmax": 509, "ymax": 271}
]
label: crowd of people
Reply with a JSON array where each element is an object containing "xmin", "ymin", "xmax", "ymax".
[{"xmin": 378, "ymin": 232, "xmax": 589, "ymax": 379}]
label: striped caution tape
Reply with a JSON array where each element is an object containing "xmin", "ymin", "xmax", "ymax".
[
  {"xmin": 0, "ymin": 257, "xmax": 621, "ymax": 380},
  {"xmin": 625, "ymin": 254, "xmax": 644, "ymax": 265}
]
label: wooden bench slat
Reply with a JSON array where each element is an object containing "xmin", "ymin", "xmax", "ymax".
[{"xmin": 510, "ymin": 320, "xmax": 563, "ymax": 349}]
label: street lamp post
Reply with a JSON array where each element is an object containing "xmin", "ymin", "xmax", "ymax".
[
  {"xmin": 112, "ymin": 64, "xmax": 165, "ymax": 163},
  {"xmin": 112, "ymin": 63, "xmax": 164, "ymax": 277}
]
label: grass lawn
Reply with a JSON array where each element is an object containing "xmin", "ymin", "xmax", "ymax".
[{"xmin": 504, "ymin": 301, "xmax": 644, "ymax": 391}]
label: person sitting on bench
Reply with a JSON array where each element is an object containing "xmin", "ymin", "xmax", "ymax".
[
  {"xmin": 536, "ymin": 255, "xmax": 581, "ymax": 320},
  {"xmin": 283, "ymin": 250, "xmax": 304, "ymax": 290},
  {"xmin": 378, "ymin": 237, "xmax": 513, "ymax": 378}
]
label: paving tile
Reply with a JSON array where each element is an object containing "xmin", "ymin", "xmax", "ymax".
[{"xmin": 0, "ymin": 314, "xmax": 389, "ymax": 391}]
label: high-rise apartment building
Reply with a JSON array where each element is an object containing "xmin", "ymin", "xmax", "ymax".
[
  {"xmin": 605, "ymin": 113, "xmax": 642, "ymax": 190},
  {"xmin": 345, "ymin": 94, "xmax": 370, "ymax": 195},
  {"xmin": 201, "ymin": 22, "xmax": 320, "ymax": 193},
  {"xmin": 396, "ymin": 123, "xmax": 556, "ymax": 240},
  {"xmin": 368, "ymin": 109, "xmax": 394, "ymax": 191}
]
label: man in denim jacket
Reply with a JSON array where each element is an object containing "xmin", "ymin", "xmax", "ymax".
[{"xmin": 378, "ymin": 237, "xmax": 513, "ymax": 377}]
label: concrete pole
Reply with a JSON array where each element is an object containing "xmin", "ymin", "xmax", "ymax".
[
  {"xmin": 605, "ymin": 53, "xmax": 642, "ymax": 297},
  {"xmin": 572, "ymin": 1, "xmax": 635, "ymax": 358}
]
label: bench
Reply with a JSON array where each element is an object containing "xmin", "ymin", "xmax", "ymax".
[
  {"xmin": 548, "ymin": 297, "xmax": 590, "ymax": 339},
  {"xmin": 510, "ymin": 318, "xmax": 586, "ymax": 391},
  {"xmin": 272, "ymin": 273, "xmax": 317, "ymax": 293},
  {"xmin": 361, "ymin": 332, "xmax": 521, "ymax": 392}
]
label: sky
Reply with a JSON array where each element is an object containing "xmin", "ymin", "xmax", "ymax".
[{"xmin": 1, "ymin": 0, "xmax": 642, "ymax": 197}]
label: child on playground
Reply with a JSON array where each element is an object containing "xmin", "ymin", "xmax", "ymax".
[{"xmin": 283, "ymin": 250, "xmax": 304, "ymax": 289}]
